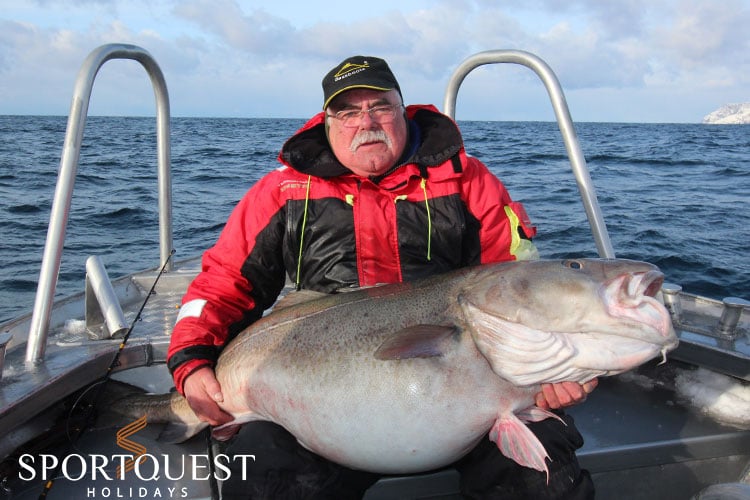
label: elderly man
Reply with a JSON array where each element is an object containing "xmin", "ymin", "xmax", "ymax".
[{"xmin": 167, "ymin": 55, "xmax": 596, "ymax": 499}]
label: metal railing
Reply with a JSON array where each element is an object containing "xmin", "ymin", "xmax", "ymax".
[
  {"xmin": 25, "ymin": 44, "xmax": 173, "ymax": 365},
  {"xmin": 443, "ymin": 49, "xmax": 615, "ymax": 259}
]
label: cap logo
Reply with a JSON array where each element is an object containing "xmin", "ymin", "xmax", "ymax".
[
  {"xmin": 322, "ymin": 56, "xmax": 400, "ymax": 110},
  {"xmin": 334, "ymin": 62, "xmax": 369, "ymax": 82}
]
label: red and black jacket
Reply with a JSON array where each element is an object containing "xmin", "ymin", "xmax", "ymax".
[{"xmin": 167, "ymin": 104, "xmax": 536, "ymax": 392}]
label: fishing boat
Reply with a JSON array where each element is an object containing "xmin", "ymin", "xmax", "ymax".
[{"xmin": 0, "ymin": 44, "xmax": 748, "ymax": 499}]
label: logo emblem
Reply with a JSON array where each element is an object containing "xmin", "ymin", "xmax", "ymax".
[
  {"xmin": 335, "ymin": 61, "xmax": 369, "ymax": 79},
  {"xmin": 115, "ymin": 415, "xmax": 149, "ymax": 476}
]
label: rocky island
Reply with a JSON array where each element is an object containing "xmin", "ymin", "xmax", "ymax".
[{"xmin": 702, "ymin": 103, "xmax": 750, "ymax": 124}]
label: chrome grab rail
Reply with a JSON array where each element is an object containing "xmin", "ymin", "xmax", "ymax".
[
  {"xmin": 26, "ymin": 43, "xmax": 173, "ymax": 365},
  {"xmin": 443, "ymin": 49, "xmax": 615, "ymax": 259}
]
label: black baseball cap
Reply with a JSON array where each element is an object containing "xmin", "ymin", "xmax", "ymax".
[{"xmin": 322, "ymin": 56, "xmax": 402, "ymax": 110}]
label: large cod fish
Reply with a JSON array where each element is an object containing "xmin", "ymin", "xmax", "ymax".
[{"xmin": 115, "ymin": 259, "xmax": 678, "ymax": 476}]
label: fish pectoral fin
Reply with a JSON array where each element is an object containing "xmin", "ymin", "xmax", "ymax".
[
  {"xmin": 374, "ymin": 325, "xmax": 458, "ymax": 360},
  {"xmin": 462, "ymin": 300, "xmax": 577, "ymax": 386},
  {"xmin": 489, "ymin": 414, "xmax": 551, "ymax": 481},
  {"xmin": 158, "ymin": 421, "xmax": 209, "ymax": 443}
]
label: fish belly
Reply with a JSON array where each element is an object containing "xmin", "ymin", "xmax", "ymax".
[{"xmin": 232, "ymin": 331, "xmax": 525, "ymax": 474}]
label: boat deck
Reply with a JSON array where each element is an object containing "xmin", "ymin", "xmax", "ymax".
[{"xmin": 1, "ymin": 257, "xmax": 748, "ymax": 499}]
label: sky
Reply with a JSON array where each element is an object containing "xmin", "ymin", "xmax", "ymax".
[{"xmin": 1, "ymin": 0, "xmax": 748, "ymax": 122}]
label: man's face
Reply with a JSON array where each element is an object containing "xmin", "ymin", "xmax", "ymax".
[{"xmin": 325, "ymin": 88, "xmax": 408, "ymax": 177}]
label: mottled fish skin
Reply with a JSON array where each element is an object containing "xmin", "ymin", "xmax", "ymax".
[{"xmin": 114, "ymin": 259, "xmax": 678, "ymax": 476}]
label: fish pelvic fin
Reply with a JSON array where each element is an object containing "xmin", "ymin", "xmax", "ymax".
[
  {"xmin": 210, "ymin": 411, "xmax": 262, "ymax": 441},
  {"xmin": 489, "ymin": 413, "xmax": 551, "ymax": 482},
  {"xmin": 374, "ymin": 325, "xmax": 458, "ymax": 360},
  {"xmin": 516, "ymin": 406, "xmax": 567, "ymax": 425}
]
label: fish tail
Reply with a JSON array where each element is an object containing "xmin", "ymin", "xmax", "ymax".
[{"xmin": 102, "ymin": 381, "xmax": 207, "ymax": 442}]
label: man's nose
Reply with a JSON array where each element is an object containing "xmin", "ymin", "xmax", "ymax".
[{"xmin": 357, "ymin": 109, "xmax": 377, "ymax": 128}]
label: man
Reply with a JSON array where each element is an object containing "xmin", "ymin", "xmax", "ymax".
[{"xmin": 167, "ymin": 55, "xmax": 596, "ymax": 499}]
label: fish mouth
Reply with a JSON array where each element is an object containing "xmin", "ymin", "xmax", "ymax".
[{"xmin": 602, "ymin": 269, "xmax": 677, "ymax": 349}]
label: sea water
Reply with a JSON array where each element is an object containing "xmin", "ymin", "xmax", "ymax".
[{"xmin": 0, "ymin": 116, "xmax": 748, "ymax": 323}]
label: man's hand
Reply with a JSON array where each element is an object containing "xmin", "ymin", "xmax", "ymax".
[
  {"xmin": 182, "ymin": 366, "xmax": 239, "ymax": 438},
  {"xmin": 535, "ymin": 379, "xmax": 599, "ymax": 410}
]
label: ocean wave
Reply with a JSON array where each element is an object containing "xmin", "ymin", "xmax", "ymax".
[
  {"xmin": 6, "ymin": 203, "xmax": 42, "ymax": 214},
  {"xmin": 0, "ymin": 117, "xmax": 747, "ymax": 322}
]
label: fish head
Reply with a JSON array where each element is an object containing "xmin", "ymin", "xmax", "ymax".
[{"xmin": 459, "ymin": 259, "xmax": 679, "ymax": 385}]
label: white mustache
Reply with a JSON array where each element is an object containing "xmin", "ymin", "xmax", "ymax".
[{"xmin": 349, "ymin": 130, "xmax": 392, "ymax": 152}]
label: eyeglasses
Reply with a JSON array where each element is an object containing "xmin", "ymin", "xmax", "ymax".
[{"xmin": 327, "ymin": 103, "xmax": 404, "ymax": 128}]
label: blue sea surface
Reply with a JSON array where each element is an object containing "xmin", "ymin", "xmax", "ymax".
[{"xmin": 0, "ymin": 116, "xmax": 748, "ymax": 323}]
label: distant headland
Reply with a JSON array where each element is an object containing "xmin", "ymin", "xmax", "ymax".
[{"xmin": 702, "ymin": 103, "xmax": 750, "ymax": 124}]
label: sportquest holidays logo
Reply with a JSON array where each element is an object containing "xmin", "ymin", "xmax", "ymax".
[{"xmin": 17, "ymin": 415, "xmax": 255, "ymax": 498}]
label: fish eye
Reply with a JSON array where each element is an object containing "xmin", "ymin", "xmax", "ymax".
[{"xmin": 563, "ymin": 259, "xmax": 584, "ymax": 270}]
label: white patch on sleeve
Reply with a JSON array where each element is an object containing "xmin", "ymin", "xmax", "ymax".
[{"xmin": 176, "ymin": 299, "xmax": 207, "ymax": 324}]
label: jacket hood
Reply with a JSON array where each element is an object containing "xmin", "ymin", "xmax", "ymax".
[{"xmin": 278, "ymin": 104, "xmax": 464, "ymax": 179}]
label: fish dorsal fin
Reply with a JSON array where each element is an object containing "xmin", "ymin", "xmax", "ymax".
[
  {"xmin": 273, "ymin": 284, "xmax": 388, "ymax": 311},
  {"xmin": 273, "ymin": 289, "xmax": 329, "ymax": 311},
  {"xmin": 374, "ymin": 325, "xmax": 457, "ymax": 360}
]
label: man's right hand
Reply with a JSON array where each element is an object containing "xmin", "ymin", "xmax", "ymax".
[{"xmin": 182, "ymin": 366, "xmax": 238, "ymax": 438}]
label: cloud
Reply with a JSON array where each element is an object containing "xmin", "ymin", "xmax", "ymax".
[
  {"xmin": 0, "ymin": 13, "xmax": 179, "ymax": 114},
  {"xmin": 1, "ymin": 0, "xmax": 748, "ymax": 120},
  {"xmin": 172, "ymin": 0, "xmax": 295, "ymax": 56},
  {"xmin": 171, "ymin": 1, "xmax": 420, "ymax": 62},
  {"xmin": 654, "ymin": 0, "xmax": 750, "ymax": 83}
]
